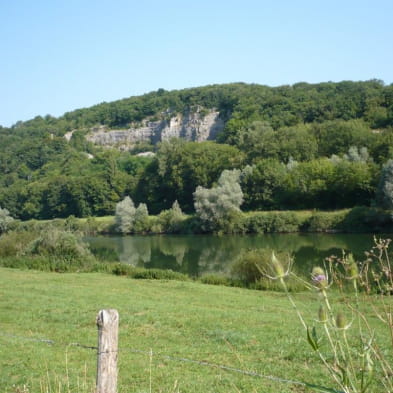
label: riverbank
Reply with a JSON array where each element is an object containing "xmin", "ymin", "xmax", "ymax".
[{"xmin": 12, "ymin": 206, "xmax": 393, "ymax": 235}]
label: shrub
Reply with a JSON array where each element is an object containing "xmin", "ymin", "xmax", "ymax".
[
  {"xmin": 25, "ymin": 228, "xmax": 96, "ymax": 271},
  {"xmin": 130, "ymin": 268, "xmax": 189, "ymax": 281},
  {"xmin": 340, "ymin": 206, "xmax": 393, "ymax": 232},
  {"xmin": 0, "ymin": 230, "xmax": 37, "ymax": 257},
  {"xmin": 231, "ymin": 249, "xmax": 289, "ymax": 284},
  {"xmin": 305, "ymin": 210, "xmax": 347, "ymax": 232},
  {"xmin": 199, "ymin": 274, "xmax": 232, "ymax": 286},
  {"xmin": 158, "ymin": 201, "xmax": 187, "ymax": 233},
  {"xmin": 0, "ymin": 207, "xmax": 14, "ymax": 234},
  {"xmin": 244, "ymin": 211, "xmax": 305, "ymax": 233},
  {"xmin": 112, "ymin": 264, "xmax": 189, "ymax": 281},
  {"xmin": 231, "ymin": 248, "xmax": 306, "ymax": 291}
]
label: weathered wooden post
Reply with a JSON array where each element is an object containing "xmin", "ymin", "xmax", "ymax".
[{"xmin": 96, "ymin": 309, "xmax": 119, "ymax": 393}]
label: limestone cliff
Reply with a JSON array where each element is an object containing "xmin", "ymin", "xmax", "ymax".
[{"xmin": 86, "ymin": 109, "xmax": 224, "ymax": 149}]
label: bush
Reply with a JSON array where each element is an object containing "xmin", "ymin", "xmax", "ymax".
[
  {"xmin": 25, "ymin": 228, "xmax": 96, "ymax": 271},
  {"xmin": 157, "ymin": 201, "xmax": 187, "ymax": 233},
  {"xmin": 305, "ymin": 210, "xmax": 347, "ymax": 232},
  {"xmin": 130, "ymin": 268, "xmax": 189, "ymax": 281},
  {"xmin": 230, "ymin": 249, "xmax": 305, "ymax": 291},
  {"xmin": 112, "ymin": 264, "xmax": 189, "ymax": 281},
  {"xmin": 199, "ymin": 274, "xmax": 232, "ymax": 286},
  {"xmin": 340, "ymin": 206, "xmax": 393, "ymax": 232},
  {"xmin": 0, "ymin": 207, "xmax": 14, "ymax": 234},
  {"xmin": 243, "ymin": 211, "xmax": 305, "ymax": 233},
  {"xmin": 0, "ymin": 231, "xmax": 37, "ymax": 257}
]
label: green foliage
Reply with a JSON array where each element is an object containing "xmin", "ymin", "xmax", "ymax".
[
  {"xmin": 133, "ymin": 203, "xmax": 149, "ymax": 233},
  {"xmin": 194, "ymin": 169, "xmax": 243, "ymax": 232},
  {"xmin": 0, "ymin": 230, "xmax": 37, "ymax": 257},
  {"xmin": 312, "ymin": 119, "xmax": 374, "ymax": 157},
  {"xmin": 230, "ymin": 249, "xmax": 305, "ymax": 291},
  {"xmin": 0, "ymin": 227, "xmax": 107, "ymax": 272},
  {"xmin": 115, "ymin": 196, "xmax": 136, "ymax": 233},
  {"xmin": 157, "ymin": 200, "xmax": 187, "ymax": 233},
  {"xmin": 111, "ymin": 264, "xmax": 189, "ymax": 281},
  {"xmin": 339, "ymin": 206, "xmax": 393, "ymax": 232},
  {"xmin": 305, "ymin": 211, "xmax": 348, "ymax": 232},
  {"xmin": 0, "ymin": 206, "xmax": 14, "ymax": 233},
  {"xmin": 145, "ymin": 139, "xmax": 244, "ymax": 212},
  {"xmin": 26, "ymin": 228, "xmax": 95, "ymax": 268},
  {"xmin": 376, "ymin": 159, "xmax": 393, "ymax": 209},
  {"xmin": 243, "ymin": 211, "xmax": 306, "ymax": 233},
  {"xmin": 115, "ymin": 196, "xmax": 150, "ymax": 234},
  {"xmin": 241, "ymin": 160, "xmax": 288, "ymax": 210},
  {"xmin": 1, "ymin": 80, "xmax": 393, "ymax": 220},
  {"xmin": 199, "ymin": 274, "xmax": 232, "ymax": 286}
]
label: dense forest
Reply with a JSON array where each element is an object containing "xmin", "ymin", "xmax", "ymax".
[{"xmin": 1, "ymin": 80, "xmax": 393, "ymax": 221}]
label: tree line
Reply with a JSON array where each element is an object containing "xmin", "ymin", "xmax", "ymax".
[{"xmin": 0, "ymin": 81, "xmax": 393, "ymax": 222}]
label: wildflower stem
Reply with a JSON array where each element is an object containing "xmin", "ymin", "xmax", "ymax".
[{"xmin": 279, "ymin": 277, "xmax": 307, "ymax": 331}]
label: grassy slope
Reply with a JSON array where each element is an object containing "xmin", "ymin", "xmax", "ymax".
[{"xmin": 2, "ymin": 268, "xmax": 389, "ymax": 393}]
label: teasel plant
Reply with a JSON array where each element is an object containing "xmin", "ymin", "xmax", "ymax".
[{"xmin": 260, "ymin": 238, "xmax": 393, "ymax": 393}]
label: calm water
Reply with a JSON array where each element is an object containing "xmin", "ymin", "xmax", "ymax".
[{"xmin": 86, "ymin": 233, "xmax": 392, "ymax": 278}]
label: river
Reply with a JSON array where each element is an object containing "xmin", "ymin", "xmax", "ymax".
[{"xmin": 86, "ymin": 233, "xmax": 392, "ymax": 278}]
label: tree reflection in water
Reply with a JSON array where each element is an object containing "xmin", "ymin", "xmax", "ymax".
[{"xmin": 86, "ymin": 233, "xmax": 387, "ymax": 278}]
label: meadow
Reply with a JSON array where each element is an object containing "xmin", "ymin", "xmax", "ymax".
[
  {"xmin": 0, "ymin": 267, "xmax": 338, "ymax": 393},
  {"xmin": 1, "ymin": 266, "xmax": 392, "ymax": 393}
]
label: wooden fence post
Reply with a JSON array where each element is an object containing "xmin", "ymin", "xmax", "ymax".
[{"xmin": 96, "ymin": 309, "xmax": 119, "ymax": 393}]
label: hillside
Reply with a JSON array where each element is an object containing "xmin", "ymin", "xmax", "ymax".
[{"xmin": 1, "ymin": 80, "xmax": 393, "ymax": 219}]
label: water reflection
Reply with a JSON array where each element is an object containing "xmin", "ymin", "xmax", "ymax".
[{"xmin": 86, "ymin": 233, "xmax": 391, "ymax": 277}]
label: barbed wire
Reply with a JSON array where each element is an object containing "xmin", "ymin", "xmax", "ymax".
[{"xmin": 0, "ymin": 330, "xmax": 343, "ymax": 392}]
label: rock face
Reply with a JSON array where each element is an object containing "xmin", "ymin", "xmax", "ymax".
[{"xmin": 86, "ymin": 109, "xmax": 224, "ymax": 149}]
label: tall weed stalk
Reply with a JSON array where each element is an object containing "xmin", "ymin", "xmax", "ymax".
[{"xmin": 262, "ymin": 238, "xmax": 393, "ymax": 393}]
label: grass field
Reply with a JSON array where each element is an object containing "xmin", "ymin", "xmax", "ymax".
[{"xmin": 0, "ymin": 267, "xmax": 390, "ymax": 393}]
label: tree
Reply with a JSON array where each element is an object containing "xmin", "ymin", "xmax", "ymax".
[
  {"xmin": 133, "ymin": 203, "xmax": 149, "ymax": 233},
  {"xmin": 312, "ymin": 119, "xmax": 374, "ymax": 157},
  {"xmin": 377, "ymin": 160, "xmax": 393, "ymax": 209},
  {"xmin": 194, "ymin": 169, "xmax": 243, "ymax": 232},
  {"xmin": 142, "ymin": 139, "xmax": 244, "ymax": 213},
  {"xmin": 158, "ymin": 200, "xmax": 186, "ymax": 233},
  {"xmin": 237, "ymin": 121, "xmax": 277, "ymax": 162},
  {"xmin": 115, "ymin": 196, "xmax": 136, "ymax": 233},
  {"xmin": 241, "ymin": 159, "xmax": 288, "ymax": 210},
  {"xmin": 0, "ymin": 207, "xmax": 14, "ymax": 233}
]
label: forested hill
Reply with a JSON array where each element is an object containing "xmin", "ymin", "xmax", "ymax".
[
  {"xmin": 4, "ymin": 80, "xmax": 393, "ymax": 132},
  {"xmin": 1, "ymin": 80, "xmax": 393, "ymax": 220}
]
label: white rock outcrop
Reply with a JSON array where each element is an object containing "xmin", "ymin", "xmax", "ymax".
[{"xmin": 86, "ymin": 109, "xmax": 224, "ymax": 149}]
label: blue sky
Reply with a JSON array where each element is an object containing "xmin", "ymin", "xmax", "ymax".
[{"xmin": 1, "ymin": 0, "xmax": 392, "ymax": 127}]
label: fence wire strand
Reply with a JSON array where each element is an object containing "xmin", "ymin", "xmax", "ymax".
[{"xmin": 0, "ymin": 330, "xmax": 342, "ymax": 391}]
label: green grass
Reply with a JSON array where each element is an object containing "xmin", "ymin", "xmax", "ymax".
[
  {"xmin": 0, "ymin": 268, "xmax": 391, "ymax": 393},
  {"xmin": 0, "ymin": 268, "xmax": 320, "ymax": 393}
]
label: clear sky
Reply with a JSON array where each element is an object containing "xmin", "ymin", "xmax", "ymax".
[{"xmin": 1, "ymin": 0, "xmax": 392, "ymax": 127}]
